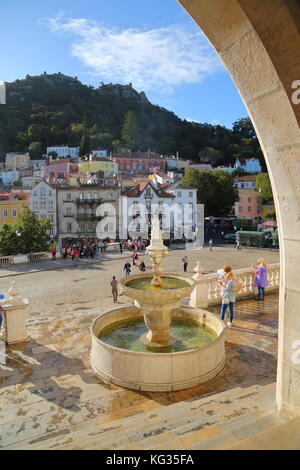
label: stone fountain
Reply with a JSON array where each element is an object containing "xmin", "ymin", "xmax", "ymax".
[{"xmin": 91, "ymin": 215, "xmax": 226, "ymax": 391}]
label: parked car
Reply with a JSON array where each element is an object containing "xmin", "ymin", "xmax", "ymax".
[{"xmin": 223, "ymin": 233, "xmax": 236, "ymax": 243}]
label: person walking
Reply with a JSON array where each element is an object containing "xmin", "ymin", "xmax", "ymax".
[
  {"xmin": 119, "ymin": 241, "xmax": 123, "ymax": 254},
  {"xmin": 236, "ymin": 239, "xmax": 241, "ymax": 251},
  {"xmin": 220, "ymin": 271, "xmax": 237, "ymax": 327},
  {"xmin": 111, "ymin": 276, "xmax": 118, "ymax": 303},
  {"xmin": 123, "ymin": 261, "xmax": 131, "ymax": 277},
  {"xmin": 253, "ymin": 258, "xmax": 268, "ymax": 300},
  {"xmin": 182, "ymin": 256, "xmax": 189, "ymax": 272},
  {"xmin": 51, "ymin": 246, "xmax": 56, "ymax": 261},
  {"xmin": 208, "ymin": 239, "xmax": 213, "ymax": 251}
]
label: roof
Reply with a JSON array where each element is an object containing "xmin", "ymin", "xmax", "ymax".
[
  {"xmin": 122, "ymin": 181, "xmax": 174, "ymax": 198},
  {"xmin": 164, "ymin": 182, "xmax": 195, "ymax": 191},
  {"xmin": 114, "ymin": 152, "xmax": 163, "ymax": 160},
  {"xmin": 238, "ymin": 188, "xmax": 260, "ymax": 196}
]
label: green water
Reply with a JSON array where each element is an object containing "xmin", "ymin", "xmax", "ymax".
[
  {"xmin": 126, "ymin": 276, "xmax": 190, "ymax": 291},
  {"xmin": 99, "ymin": 318, "xmax": 218, "ymax": 353}
]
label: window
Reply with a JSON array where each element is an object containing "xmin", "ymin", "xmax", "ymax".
[
  {"xmin": 177, "ymin": 191, "xmax": 182, "ymax": 197},
  {"xmin": 67, "ymin": 223, "xmax": 72, "ymax": 232},
  {"xmin": 48, "ymin": 200, "xmax": 53, "ymax": 207},
  {"xmin": 49, "ymin": 215, "xmax": 53, "ymax": 222},
  {"xmin": 248, "ymin": 197, "xmax": 252, "ymax": 202},
  {"xmin": 40, "ymin": 187, "xmax": 45, "ymax": 197},
  {"xmin": 239, "ymin": 206, "xmax": 243, "ymax": 212},
  {"xmin": 66, "ymin": 193, "xmax": 72, "ymax": 200},
  {"xmin": 248, "ymin": 206, "xmax": 252, "ymax": 212},
  {"xmin": 240, "ymin": 197, "xmax": 243, "ymax": 202},
  {"xmin": 4, "ymin": 209, "xmax": 8, "ymax": 217},
  {"xmin": 12, "ymin": 209, "xmax": 17, "ymax": 217},
  {"xmin": 189, "ymin": 192, "xmax": 193, "ymax": 198},
  {"xmin": 66, "ymin": 208, "xmax": 72, "ymax": 215}
]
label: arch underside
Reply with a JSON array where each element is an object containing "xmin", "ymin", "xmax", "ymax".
[{"xmin": 178, "ymin": 0, "xmax": 300, "ymax": 417}]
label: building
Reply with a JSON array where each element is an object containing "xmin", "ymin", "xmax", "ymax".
[
  {"xmin": 149, "ymin": 171, "xmax": 175, "ymax": 186},
  {"xmin": 0, "ymin": 169, "xmax": 20, "ymax": 186},
  {"xmin": 121, "ymin": 181, "xmax": 174, "ymax": 239},
  {"xmin": 166, "ymin": 157, "xmax": 189, "ymax": 171},
  {"xmin": 234, "ymin": 175, "xmax": 257, "ymax": 190},
  {"xmin": 46, "ymin": 146, "xmax": 79, "ymax": 159},
  {"xmin": 22, "ymin": 176, "xmax": 42, "ymax": 188},
  {"xmin": 79, "ymin": 158, "xmax": 117, "ymax": 177},
  {"xmin": 0, "ymin": 191, "xmax": 29, "ymax": 226},
  {"xmin": 163, "ymin": 182, "xmax": 198, "ymax": 240},
  {"xmin": 44, "ymin": 159, "xmax": 78, "ymax": 183},
  {"xmin": 234, "ymin": 158, "xmax": 262, "ymax": 173},
  {"xmin": 56, "ymin": 184, "xmax": 120, "ymax": 245},
  {"xmin": 213, "ymin": 165, "xmax": 235, "ymax": 173},
  {"xmin": 114, "ymin": 152, "xmax": 166, "ymax": 174},
  {"xmin": 91, "ymin": 150, "xmax": 108, "ymax": 158},
  {"xmin": 6, "ymin": 153, "xmax": 30, "ymax": 170},
  {"xmin": 234, "ymin": 189, "xmax": 262, "ymax": 222},
  {"xmin": 29, "ymin": 182, "xmax": 57, "ymax": 238}
]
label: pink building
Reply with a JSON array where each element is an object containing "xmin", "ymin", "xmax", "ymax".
[
  {"xmin": 44, "ymin": 159, "xmax": 78, "ymax": 182},
  {"xmin": 234, "ymin": 189, "xmax": 262, "ymax": 222}
]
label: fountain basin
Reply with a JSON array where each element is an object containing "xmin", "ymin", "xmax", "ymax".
[
  {"xmin": 91, "ymin": 305, "xmax": 226, "ymax": 392},
  {"xmin": 120, "ymin": 274, "xmax": 196, "ymax": 348}
]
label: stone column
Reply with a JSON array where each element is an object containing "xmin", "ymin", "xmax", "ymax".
[
  {"xmin": 0, "ymin": 281, "xmax": 29, "ymax": 344},
  {"xmin": 189, "ymin": 262, "xmax": 208, "ymax": 308}
]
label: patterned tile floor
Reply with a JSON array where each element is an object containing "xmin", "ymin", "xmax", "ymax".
[{"xmin": 0, "ymin": 293, "xmax": 278, "ymax": 449}]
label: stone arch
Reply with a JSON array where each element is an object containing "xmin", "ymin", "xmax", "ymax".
[{"xmin": 178, "ymin": 0, "xmax": 300, "ymax": 417}]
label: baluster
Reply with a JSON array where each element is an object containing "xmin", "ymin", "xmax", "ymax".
[
  {"xmin": 214, "ymin": 280, "xmax": 219, "ymax": 300},
  {"xmin": 275, "ymin": 269, "xmax": 280, "ymax": 287},
  {"xmin": 207, "ymin": 281, "xmax": 213, "ymax": 302}
]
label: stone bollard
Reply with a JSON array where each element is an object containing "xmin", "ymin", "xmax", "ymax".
[
  {"xmin": 0, "ymin": 281, "xmax": 29, "ymax": 344},
  {"xmin": 189, "ymin": 262, "xmax": 209, "ymax": 308}
]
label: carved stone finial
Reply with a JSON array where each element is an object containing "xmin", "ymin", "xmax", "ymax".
[
  {"xmin": 8, "ymin": 280, "xmax": 22, "ymax": 305},
  {"xmin": 193, "ymin": 262, "xmax": 204, "ymax": 281}
]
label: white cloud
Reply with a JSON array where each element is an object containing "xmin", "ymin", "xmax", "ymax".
[{"xmin": 47, "ymin": 15, "xmax": 222, "ymax": 94}]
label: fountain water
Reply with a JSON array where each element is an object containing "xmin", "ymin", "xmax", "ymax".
[{"xmin": 91, "ymin": 216, "xmax": 226, "ymax": 391}]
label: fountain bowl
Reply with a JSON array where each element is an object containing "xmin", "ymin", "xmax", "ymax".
[
  {"xmin": 91, "ymin": 305, "xmax": 226, "ymax": 392},
  {"xmin": 120, "ymin": 274, "xmax": 196, "ymax": 348}
]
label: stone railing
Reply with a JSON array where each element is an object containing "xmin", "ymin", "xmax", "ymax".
[
  {"xmin": 0, "ymin": 250, "xmax": 62, "ymax": 266},
  {"xmin": 189, "ymin": 263, "xmax": 280, "ymax": 309}
]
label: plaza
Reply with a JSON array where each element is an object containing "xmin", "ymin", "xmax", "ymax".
[{"xmin": 0, "ymin": 246, "xmax": 286, "ymax": 450}]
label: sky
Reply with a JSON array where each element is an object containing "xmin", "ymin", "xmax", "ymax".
[{"xmin": 0, "ymin": 0, "xmax": 248, "ymax": 128}]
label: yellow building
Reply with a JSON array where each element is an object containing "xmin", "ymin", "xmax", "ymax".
[
  {"xmin": 79, "ymin": 159, "xmax": 117, "ymax": 175},
  {"xmin": 0, "ymin": 199, "xmax": 28, "ymax": 226},
  {"xmin": 262, "ymin": 203, "xmax": 275, "ymax": 218},
  {"xmin": 6, "ymin": 153, "xmax": 30, "ymax": 170}
]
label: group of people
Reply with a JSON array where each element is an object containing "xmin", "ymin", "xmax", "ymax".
[
  {"xmin": 61, "ymin": 241, "xmax": 98, "ymax": 261},
  {"xmin": 218, "ymin": 258, "xmax": 269, "ymax": 327}
]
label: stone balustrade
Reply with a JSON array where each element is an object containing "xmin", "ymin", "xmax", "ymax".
[
  {"xmin": 189, "ymin": 263, "xmax": 280, "ymax": 309},
  {"xmin": 0, "ymin": 250, "xmax": 62, "ymax": 266}
]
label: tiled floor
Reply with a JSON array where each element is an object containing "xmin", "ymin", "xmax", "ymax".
[{"xmin": 0, "ymin": 293, "xmax": 279, "ymax": 449}]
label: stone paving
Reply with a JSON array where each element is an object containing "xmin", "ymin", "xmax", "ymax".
[{"xmin": 0, "ymin": 291, "xmax": 279, "ymax": 449}]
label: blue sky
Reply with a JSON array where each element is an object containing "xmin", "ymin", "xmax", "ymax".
[{"xmin": 0, "ymin": 0, "xmax": 248, "ymax": 128}]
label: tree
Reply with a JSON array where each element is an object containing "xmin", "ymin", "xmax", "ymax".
[
  {"xmin": 121, "ymin": 111, "xmax": 139, "ymax": 149},
  {"xmin": 0, "ymin": 209, "xmax": 51, "ymax": 256},
  {"xmin": 182, "ymin": 168, "xmax": 238, "ymax": 217},
  {"xmin": 255, "ymin": 173, "xmax": 273, "ymax": 202},
  {"xmin": 198, "ymin": 147, "xmax": 223, "ymax": 165},
  {"xmin": 80, "ymin": 134, "xmax": 91, "ymax": 157},
  {"xmin": 29, "ymin": 141, "xmax": 43, "ymax": 159}
]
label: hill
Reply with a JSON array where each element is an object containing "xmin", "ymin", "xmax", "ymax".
[{"xmin": 0, "ymin": 73, "xmax": 263, "ymax": 165}]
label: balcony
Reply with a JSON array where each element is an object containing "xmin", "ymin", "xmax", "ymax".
[
  {"xmin": 63, "ymin": 214, "xmax": 75, "ymax": 217},
  {"xmin": 76, "ymin": 213, "xmax": 104, "ymax": 222},
  {"xmin": 77, "ymin": 198, "xmax": 103, "ymax": 206}
]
